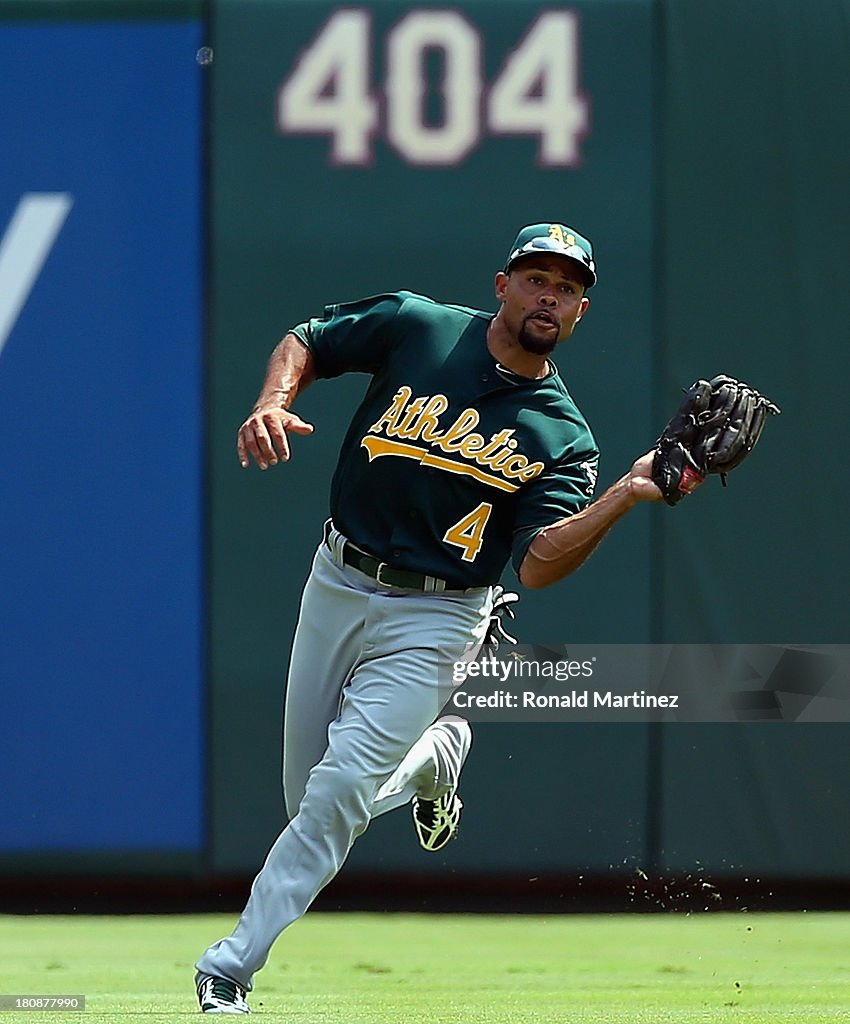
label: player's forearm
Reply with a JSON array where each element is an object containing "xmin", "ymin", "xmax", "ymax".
[
  {"xmin": 519, "ymin": 473, "xmax": 640, "ymax": 589},
  {"xmin": 253, "ymin": 332, "xmax": 316, "ymax": 411}
]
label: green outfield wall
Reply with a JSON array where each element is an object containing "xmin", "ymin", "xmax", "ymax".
[
  {"xmin": 207, "ymin": 0, "xmax": 659, "ymax": 875},
  {"xmin": 207, "ymin": 0, "xmax": 850, "ymax": 883},
  {"xmin": 653, "ymin": 0, "xmax": 850, "ymax": 880}
]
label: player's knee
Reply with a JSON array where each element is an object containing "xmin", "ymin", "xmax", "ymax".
[
  {"xmin": 282, "ymin": 770, "xmax": 307, "ymax": 821},
  {"xmin": 298, "ymin": 760, "xmax": 373, "ymax": 834}
]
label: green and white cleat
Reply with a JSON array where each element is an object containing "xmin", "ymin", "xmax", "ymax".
[
  {"xmin": 196, "ymin": 972, "xmax": 250, "ymax": 1015},
  {"xmin": 412, "ymin": 791, "xmax": 463, "ymax": 852}
]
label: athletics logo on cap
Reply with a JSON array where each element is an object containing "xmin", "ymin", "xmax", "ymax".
[{"xmin": 505, "ymin": 221, "xmax": 597, "ymax": 288}]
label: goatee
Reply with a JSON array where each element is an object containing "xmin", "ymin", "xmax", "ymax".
[{"xmin": 518, "ymin": 321, "xmax": 558, "ymax": 356}]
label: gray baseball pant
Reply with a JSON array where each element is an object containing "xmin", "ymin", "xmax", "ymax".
[{"xmin": 196, "ymin": 527, "xmax": 492, "ymax": 990}]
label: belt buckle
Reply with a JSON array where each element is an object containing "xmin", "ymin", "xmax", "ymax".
[{"xmin": 374, "ymin": 561, "xmax": 391, "ymax": 586}]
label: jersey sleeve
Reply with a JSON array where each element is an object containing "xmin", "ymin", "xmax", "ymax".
[
  {"xmin": 510, "ymin": 446, "xmax": 600, "ymax": 576},
  {"xmin": 294, "ymin": 292, "xmax": 408, "ymax": 379}
]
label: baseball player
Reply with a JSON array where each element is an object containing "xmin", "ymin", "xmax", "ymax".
[{"xmin": 194, "ymin": 222, "xmax": 667, "ymax": 1014}]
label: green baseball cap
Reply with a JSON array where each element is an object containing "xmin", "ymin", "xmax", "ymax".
[{"xmin": 505, "ymin": 222, "xmax": 597, "ymax": 288}]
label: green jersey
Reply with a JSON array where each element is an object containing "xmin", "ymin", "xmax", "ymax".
[{"xmin": 297, "ymin": 291, "xmax": 598, "ymax": 588}]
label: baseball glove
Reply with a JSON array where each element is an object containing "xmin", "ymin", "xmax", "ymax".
[{"xmin": 652, "ymin": 375, "xmax": 781, "ymax": 506}]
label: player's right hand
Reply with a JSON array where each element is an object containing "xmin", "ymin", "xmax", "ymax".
[{"xmin": 237, "ymin": 406, "xmax": 314, "ymax": 470}]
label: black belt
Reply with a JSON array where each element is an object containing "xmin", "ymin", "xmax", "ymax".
[{"xmin": 324, "ymin": 522, "xmax": 462, "ymax": 593}]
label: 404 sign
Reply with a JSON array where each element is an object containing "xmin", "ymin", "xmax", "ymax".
[{"xmin": 277, "ymin": 8, "xmax": 589, "ymax": 167}]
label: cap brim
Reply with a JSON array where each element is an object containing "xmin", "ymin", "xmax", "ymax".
[{"xmin": 506, "ymin": 249, "xmax": 596, "ymax": 289}]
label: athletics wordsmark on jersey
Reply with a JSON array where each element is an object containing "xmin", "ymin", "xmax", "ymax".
[
  {"xmin": 362, "ymin": 386, "xmax": 545, "ymax": 492},
  {"xmin": 361, "ymin": 436, "xmax": 520, "ymax": 492}
]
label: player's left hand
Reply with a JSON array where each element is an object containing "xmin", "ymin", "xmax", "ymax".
[{"xmin": 628, "ymin": 450, "xmax": 665, "ymax": 503}]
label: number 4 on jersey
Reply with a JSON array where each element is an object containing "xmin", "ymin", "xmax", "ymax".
[{"xmin": 443, "ymin": 502, "xmax": 493, "ymax": 562}]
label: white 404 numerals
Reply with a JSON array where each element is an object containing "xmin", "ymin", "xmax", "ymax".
[{"xmin": 278, "ymin": 8, "xmax": 588, "ymax": 167}]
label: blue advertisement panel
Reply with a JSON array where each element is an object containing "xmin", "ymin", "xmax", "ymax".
[{"xmin": 0, "ymin": 19, "xmax": 204, "ymax": 855}]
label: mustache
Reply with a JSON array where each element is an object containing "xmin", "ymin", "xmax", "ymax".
[{"xmin": 523, "ymin": 309, "xmax": 560, "ymax": 329}]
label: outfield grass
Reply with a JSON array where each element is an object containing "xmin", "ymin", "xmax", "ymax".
[{"xmin": 1, "ymin": 911, "xmax": 849, "ymax": 1022}]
